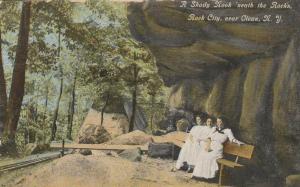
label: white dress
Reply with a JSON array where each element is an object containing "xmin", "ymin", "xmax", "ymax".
[
  {"xmin": 175, "ymin": 125, "xmax": 215, "ymax": 169},
  {"xmin": 192, "ymin": 128, "xmax": 242, "ymax": 179}
]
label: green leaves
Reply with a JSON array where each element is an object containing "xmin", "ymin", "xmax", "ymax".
[
  {"xmin": 1, "ymin": 0, "xmax": 167, "ymax": 147},
  {"xmin": 0, "ymin": 1, "xmax": 20, "ymax": 34}
]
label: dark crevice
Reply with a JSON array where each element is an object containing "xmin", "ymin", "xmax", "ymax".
[
  {"xmin": 254, "ymin": 52, "xmax": 283, "ymax": 177},
  {"xmin": 229, "ymin": 63, "xmax": 249, "ymax": 137}
]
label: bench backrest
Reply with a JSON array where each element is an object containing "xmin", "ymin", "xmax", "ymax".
[{"xmin": 223, "ymin": 141, "xmax": 254, "ymax": 159}]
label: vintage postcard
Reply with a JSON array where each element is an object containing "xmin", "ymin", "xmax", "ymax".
[{"xmin": 0, "ymin": 0, "xmax": 299, "ymax": 186}]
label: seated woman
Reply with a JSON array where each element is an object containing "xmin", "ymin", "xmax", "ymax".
[
  {"xmin": 192, "ymin": 116, "xmax": 244, "ymax": 179},
  {"xmin": 175, "ymin": 116, "xmax": 215, "ymax": 171}
]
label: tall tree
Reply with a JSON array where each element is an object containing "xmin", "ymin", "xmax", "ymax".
[
  {"xmin": 0, "ymin": 28, "xmax": 7, "ymax": 136},
  {"xmin": 50, "ymin": 0, "xmax": 64, "ymax": 141},
  {"xmin": 100, "ymin": 91, "xmax": 110, "ymax": 127},
  {"xmin": 128, "ymin": 64, "xmax": 139, "ymax": 132},
  {"xmin": 5, "ymin": 0, "xmax": 31, "ymax": 142},
  {"xmin": 146, "ymin": 76, "xmax": 163, "ymax": 130},
  {"xmin": 51, "ymin": 65, "xmax": 63, "ymax": 141},
  {"xmin": 42, "ymin": 80, "xmax": 49, "ymax": 144},
  {"xmin": 67, "ymin": 70, "xmax": 76, "ymax": 140},
  {"xmin": 117, "ymin": 40, "xmax": 155, "ymax": 132}
]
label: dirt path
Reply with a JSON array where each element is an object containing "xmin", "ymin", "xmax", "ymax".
[{"xmin": 1, "ymin": 153, "xmax": 218, "ymax": 187}]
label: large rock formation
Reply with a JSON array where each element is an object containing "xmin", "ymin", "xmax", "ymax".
[
  {"xmin": 77, "ymin": 109, "xmax": 130, "ymax": 144},
  {"xmin": 128, "ymin": 0, "xmax": 300, "ymax": 179}
]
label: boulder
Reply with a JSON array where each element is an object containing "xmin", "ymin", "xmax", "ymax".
[
  {"xmin": 109, "ymin": 130, "xmax": 153, "ymax": 145},
  {"xmin": 118, "ymin": 148, "xmax": 142, "ymax": 162},
  {"xmin": 286, "ymin": 175, "xmax": 300, "ymax": 187},
  {"xmin": 148, "ymin": 142, "xmax": 180, "ymax": 159},
  {"xmin": 77, "ymin": 110, "xmax": 131, "ymax": 144},
  {"xmin": 79, "ymin": 149, "xmax": 92, "ymax": 156},
  {"xmin": 77, "ymin": 124, "xmax": 111, "ymax": 144},
  {"xmin": 176, "ymin": 118, "xmax": 189, "ymax": 132},
  {"xmin": 80, "ymin": 109, "xmax": 129, "ymax": 138}
]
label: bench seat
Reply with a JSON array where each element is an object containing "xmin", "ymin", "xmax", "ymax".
[{"xmin": 217, "ymin": 158, "xmax": 243, "ymax": 168}]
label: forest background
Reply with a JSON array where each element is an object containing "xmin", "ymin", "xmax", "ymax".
[{"xmin": 0, "ymin": 0, "xmax": 167, "ymax": 154}]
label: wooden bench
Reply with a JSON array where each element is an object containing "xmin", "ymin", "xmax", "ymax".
[
  {"xmin": 217, "ymin": 142, "xmax": 254, "ymax": 186},
  {"xmin": 153, "ymin": 132, "xmax": 254, "ymax": 186},
  {"xmin": 50, "ymin": 142, "xmax": 148, "ymax": 151},
  {"xmin": 50, "ymin": 139, "xmax": 149, "ymax": 156}
]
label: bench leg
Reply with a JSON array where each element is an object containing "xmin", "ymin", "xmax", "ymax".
[
  {"xmin": 61, "ymin": 139, "xmax": 65, "ymax": 157},
  {"xmin": 218, "ymin": 164, "xmax": 224, "ymax": 186}
]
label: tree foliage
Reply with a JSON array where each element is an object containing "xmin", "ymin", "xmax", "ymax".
[{"xmin": 0, "ymin": 0, "xmax": 167, "ymax": 155}]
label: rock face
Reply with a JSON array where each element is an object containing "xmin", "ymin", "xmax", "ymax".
[
  {"xmin": 128, "ymin": 0, "xmax": 300, "ymax": 178},
  {"xmin": 77, "ymin": 109, "xmax": 130, "ymax": 144}
]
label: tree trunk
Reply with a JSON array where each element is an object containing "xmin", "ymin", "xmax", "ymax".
[
  {"xmin": 51, "ymin": 66, "xmax": 63, "ymax": 141},
  {"xmin": 31, "ymin": 81, "xmax": 38, "ymax": 143},
  {"xmin": 27, "ymin": 104, "xmax": 36, "ymax": 143},
  {"xmin": 67, "ymin": 99, "xmax": 71, "ymax": 130},
  {"xmin": 43, "ymin": 83, "xmax": 49, "ymax": 123},
  {"xmin": 150, "ymin": 94, "xmax": 156, "ymax": 130},
  {"xmin": 50, "ymin": 16, "xmax": 62, "ymax": 141},
  {"xmin": 0, "ymin": 28, "xmax": 7, "ymax": 137},
  {"xmin": 5, "ymin": 0, "xmax": 31, "ymax": 142},
  {"xmin": 42, "ymin": 82, "xmax": 49, "ymax": 144},
  {"xmin": 100, "ymin": 92, "xmax": 110, "ymax": 127},
  {"xmin": 129, "ymin": 64, "xmax": 139, "ymax": 132},
  {"xmin": 67, "ymin": 72, "xmax": 76, "ymax": 140},
  {"xmin": 129, "ymin": 85, "xmax": 137, "ymax": 132},
  {"xmin": 24, "ymin": 127, "xmax": 29, "ymax": 145}
]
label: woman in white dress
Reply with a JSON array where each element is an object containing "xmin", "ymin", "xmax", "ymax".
[
  {"xmin": 192, "ymin": 117, "xmax": 244, "ymax": 179},
  {"xmin": 175, "ymin": 117, "xmax": 215, "ymax": 171}
]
